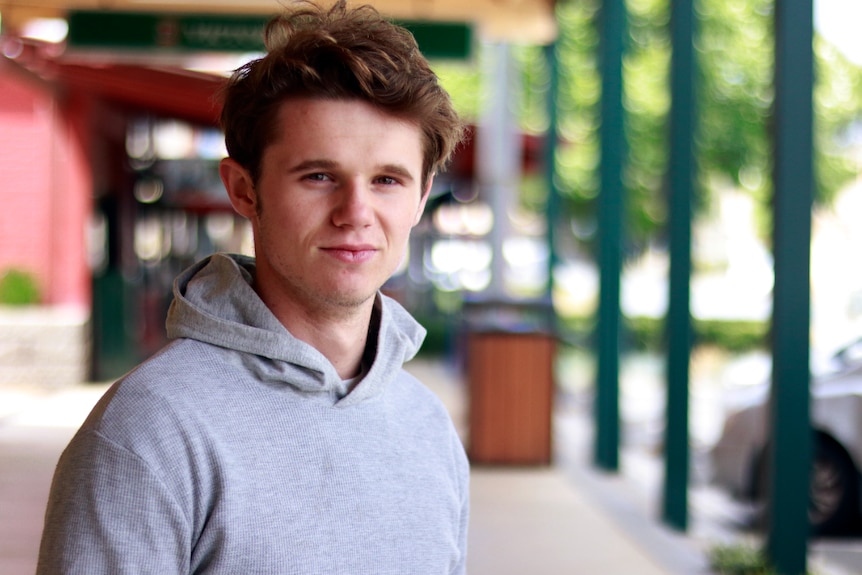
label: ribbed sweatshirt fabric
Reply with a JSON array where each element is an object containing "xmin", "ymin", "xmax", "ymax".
[{"xmin": 37, "ymin": 253, "xmax": 469, "ymax": 574}]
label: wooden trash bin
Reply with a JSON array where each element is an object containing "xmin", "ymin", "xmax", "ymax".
[{"xmin": 467, "ymin": 330, "xmax": 555, "ymax": 465}]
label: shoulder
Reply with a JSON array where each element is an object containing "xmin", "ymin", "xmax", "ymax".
[
  {"xmin": 386, "ymin": 362, "xmax": 466, "ymax": 451},
  {"xmin": 388, "ymin": 366, "xmax": 450, "ymax": 414},
  {"xmin": 393, "ymin": 364, "xmax": 470, "ymax": 486},
  {"xmin": 80, "ymin": 339, "xmax": 236, "ymax": 449},
  {"xmin": 398, "ymin": 360, "xmax": 458, "ymax": 407}
]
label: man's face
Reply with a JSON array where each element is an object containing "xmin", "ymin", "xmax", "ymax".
[{"xmin": 222, "ymin": 98, "xmax": 430, "ymax": 318}]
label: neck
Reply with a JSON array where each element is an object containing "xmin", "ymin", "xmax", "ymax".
[
  {"xmin": 298, "ymin": 315, "xmax": 371, "ymax": 379},
  {"xmin": 263, "ymin": 291, "xmax": 375, "ymax": 380}
]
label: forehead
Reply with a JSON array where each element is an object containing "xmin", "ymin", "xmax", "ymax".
[
  {"xmin": 266, "ymin": 98, "xmax": 425, "ymax": 164},
  {"xmin": 272, "ymin": 98, "xmax": 420, "ymax": 139}
]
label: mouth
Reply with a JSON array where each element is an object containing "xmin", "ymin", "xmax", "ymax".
[{"xmin": 321, "ymin": 245, "xmax": 378, "ymax": 264}]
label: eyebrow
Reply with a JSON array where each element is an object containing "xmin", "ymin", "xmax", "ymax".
[
  {"xmin": 288, "ymin": 159, "xmax": 416, "ymax": 183},
  {"xmin": 288, "ymin": 159, "xmax": 338, "ymax": 174},
  {"xmin": 378, "ymin": 164, "xmax": 416, "ymax": 183}
]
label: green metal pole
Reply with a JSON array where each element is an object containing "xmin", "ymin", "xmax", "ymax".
[
  {"xmin": 662, "ymin": 0, "xmax": 696, "ymax": 532},
  {"xmin": 595, "ymin": 0, "xmax": 627, "ymax": 471},
  {"xmin": 767, "ymin": 0, "xmax": 813, "ymax": 573}
]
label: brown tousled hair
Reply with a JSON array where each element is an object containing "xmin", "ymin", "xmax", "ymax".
[{"xmin": 219, "ymin": 0, "xmax": 464, "ymax": 189}]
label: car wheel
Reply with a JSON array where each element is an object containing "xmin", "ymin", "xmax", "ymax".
[
  {"xmin": 809, "ymin": 436, "xmax": 859, "ymax": 535},
  {"xmin": 752, "ymin": 437, "xmax": 859, "ymax": 535}
]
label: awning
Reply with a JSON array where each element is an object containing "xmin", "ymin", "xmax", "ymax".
[
  {"xmin": 55, "ymin": 61, "xmax": 224, "ymax": 126},
  {"xmin": 3, "ymin": 37, "xmax": 224, "ymax": 125}
]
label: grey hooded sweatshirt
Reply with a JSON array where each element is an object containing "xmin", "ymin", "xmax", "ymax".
[{"xmin": 37, "ymin": 253, "xmax": 469, "ymax": 575}]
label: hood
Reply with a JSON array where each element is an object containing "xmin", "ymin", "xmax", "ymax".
[{"xmin": 165, "ymin": 253, "xmax": 426, "ymax": 405}]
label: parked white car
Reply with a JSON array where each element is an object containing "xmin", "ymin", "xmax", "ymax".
[{"xmin": 710, "ymin": 338, "xmax": 862, "ymax": 534}]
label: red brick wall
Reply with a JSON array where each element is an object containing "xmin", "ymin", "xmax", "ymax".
[{"xmin": 0, "ymin": 66, "xmax": 91, "ymax": 309}]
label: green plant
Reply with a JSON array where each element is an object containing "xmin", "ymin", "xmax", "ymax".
[
  {"xmin": 694, "ymin": 318, "xmax": 768, "ymax": 352},
  {"xmin": 0, "ymin": 268, "xmax": 41, "ymax": 305},
  {"xmin": 558, "ymin": 313, "xmax": 768, "ymax": 353},
  {"xmin": 708, "ymin": 544, "xmax": 776, "ymax": 575},
  {"xmin": 708, "ymin": 542, "xmax": 823, "ymax": 575}
]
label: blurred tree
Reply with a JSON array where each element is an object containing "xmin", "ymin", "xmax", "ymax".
[
  {"xmin": 696, "ymin": 0, "xmax": 773, "ymax": 213},
  {"xmin": 436, "ymin": 0, "xmax": 862, "ymax": 254},
  {"xmin": 813, "ymin": 36, "xmax": 862, "ymax": 211}
]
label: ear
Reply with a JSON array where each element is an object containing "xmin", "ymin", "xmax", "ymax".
[
  {"xmin": 413, "ymin": 174, "xmax": 434, "ymax": 227},
  {"xmin": 220, "ymin": 158, "xmax": 257, "ymax": 219}
]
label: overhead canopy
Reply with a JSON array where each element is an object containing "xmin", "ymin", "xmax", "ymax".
[
  {"xmin": 1, "ymin": 0, "xmax": 558, "ymax": 43},
  {"xmin": 1, "ymin": 37, "xmax": 225, "ymax": 125},
  {"xmin": 56, "ymin": 61, "xmax": 225, "ymax": 126}
]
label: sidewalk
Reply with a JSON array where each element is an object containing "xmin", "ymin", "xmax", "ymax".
[
  {"xmin": 0, "ymin": 383, "xmax": 112, "ymax": 575},
  {"xmin": 1, "ymin": 359, "xmax": 711, "ymax": 575}
]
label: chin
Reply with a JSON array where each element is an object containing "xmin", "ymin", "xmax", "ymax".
[{"xmin": 317, "ymin": 286, "xmax": 378, "ymax": 310}]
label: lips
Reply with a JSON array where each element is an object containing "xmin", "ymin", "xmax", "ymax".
[{"xmin": 322, "ymin": 245, "xmax": 378, "ymax": 264}]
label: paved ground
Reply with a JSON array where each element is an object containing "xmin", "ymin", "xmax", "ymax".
[
  {"xmin": 0, "ymin": 358, "xmax": 715, "ymax": 574},
  {"xmin": 0, "ymin": 382, "xmax": 110, "ymax": 574}
]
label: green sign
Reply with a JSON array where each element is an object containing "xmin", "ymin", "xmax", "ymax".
[
  {"xmin": 401, "ymin": 21, "xmax": 473, "ymax": 61},
  {"xmin": 67, "ymin": 10, "xmax": 472, "ymax": 60}
]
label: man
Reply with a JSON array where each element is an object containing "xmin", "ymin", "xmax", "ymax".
[{"xmin": 37, "ymin": 2, "xmax": 468, "ymax": 573}]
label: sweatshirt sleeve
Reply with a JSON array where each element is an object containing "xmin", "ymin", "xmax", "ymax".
[
  {"xmin": 452, "ymin": 474, "xmax": 470, "ymax": 575},
  {"xmin": 36, "ymin": 430, "xmax": 191, "ymax": 575},
  {"xmin": 451, "ymin": 431, "xmax": 470, "ymax": 575}
]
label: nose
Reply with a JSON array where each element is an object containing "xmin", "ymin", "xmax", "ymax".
[{"xmin": 331, "ymin": 181, "xmax": 374, "ymax": 228}]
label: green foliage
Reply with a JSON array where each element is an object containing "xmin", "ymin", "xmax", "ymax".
[
  {"xmin": 0, "ymin": 268, "xmax": 41, "ymax": 305},
  {"xmin": 708, "ymin": 544, "xmax": 777, "ymax": 575},
  {"xmin": 627, "ymin": 315, "xmax": 766, "ymax": 352},
  {"xmin": 555, "ymin": 0, "xmax": 602, "ymax": 245},
  {"xmin": 814, "ymin": 37, "xmax": 862, "ymax": 206},
  {"xmin": 707, "ymin": 543, "xmax": 818, "ymax": 575},
  {"xmin": 694, "ymin": 317, "xmax": 768, "ymax": 352},
  {"xmin": 437, "ymin": 0, "xmax": 862, "ymax": 252},
  {"xmin": 623, "ymin": 315, "xmax": 664, "ymax": 349},
  {"xmin": 697, "ymin": 0, "xmax": 774, "ymax": 207},
  {"xmin": 435, "ymin": 62, "xmax": 482, "ymax": 120},
  {"xmin": 417, "ymin": 306, "xmax": 767, "ymax": 355},
  {"xmin": 435, "ymin": 44, "xmax": 551, "ymax": 132},
  {"xmin": 623, "ymin": 0, "xmax": 672, "ymax": 242},
  {"xmin": 559, "ymin": 313, "xmax": 767, "ymax": 352},
  {"xmin": 512, "ymin": 45, "xmax": 552, "ymax": 134}
]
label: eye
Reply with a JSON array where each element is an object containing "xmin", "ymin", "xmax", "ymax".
[
  {"xmin": 303, "ymin": 172, "xmax": 331, "ymax": 183},
  {"xmin": 375, "ymin": 176, "xmax": 400, "ymax": 186}
]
